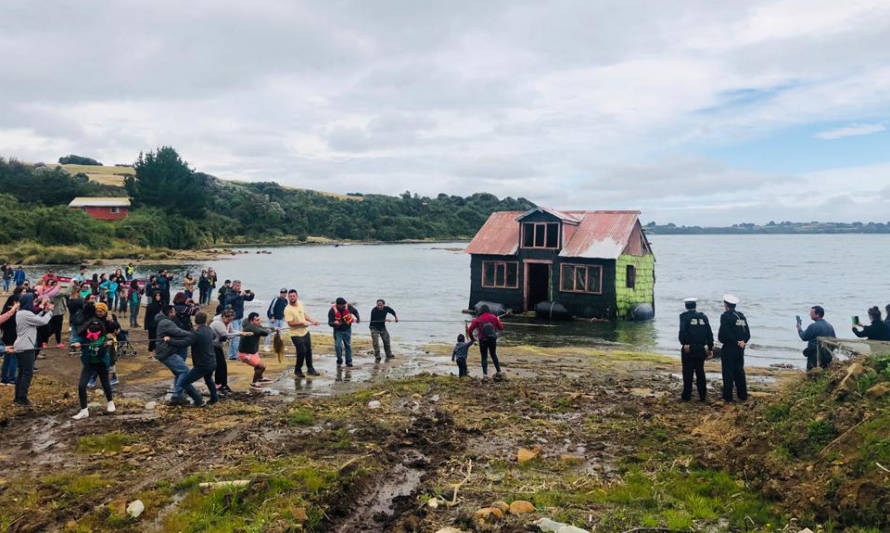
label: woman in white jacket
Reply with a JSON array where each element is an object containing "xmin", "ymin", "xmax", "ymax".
[{"xmin": 13, "ymin": 293, "xmax": 53, "ymax": 407}]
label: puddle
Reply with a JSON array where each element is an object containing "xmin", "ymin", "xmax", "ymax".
[{"xmin": 334, "ymin": 448, "xmax": 427, "ymax": 532}]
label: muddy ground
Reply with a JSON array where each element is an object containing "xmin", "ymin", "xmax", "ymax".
[{"xmin": 0, "ymin": 323, "xmax": 836, "ymax": 532}]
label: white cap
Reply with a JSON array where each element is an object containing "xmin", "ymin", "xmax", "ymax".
[
  {"xmin": 683, "ymin": 297, "xmax": 697, "ymax": 303},
  {"xmin": 723, "ymin": 294, "xmax": 740, "ymax": 305}
]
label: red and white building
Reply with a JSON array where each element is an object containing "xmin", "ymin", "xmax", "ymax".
[{"xmin": 68, "ymin": 197, "xmax": 131, "ymax": 220}]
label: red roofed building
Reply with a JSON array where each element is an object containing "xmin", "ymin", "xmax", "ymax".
[
  {"xmin": 68, "ymin": 197, "xmax": 131, "ymax": 220},
  {"xmin": 466, "ymin": 207, "xmax": 655, "ymax": 320}
]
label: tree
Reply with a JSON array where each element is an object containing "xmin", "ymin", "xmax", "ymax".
[
  {"xmin": 58, "ymin": 154, "xmax": 102, "ymax": 165},
  {"xmin": 126, "ymin": 147, "xmax": 207, "ymax": 218}
]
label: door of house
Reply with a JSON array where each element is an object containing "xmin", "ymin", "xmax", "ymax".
[{"xmin": 524, "ymin": 261, "xmax": 551, "ymax": 311}]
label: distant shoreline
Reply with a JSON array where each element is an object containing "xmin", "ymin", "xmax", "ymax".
[{"xmin": 0, "ymin": 238, "xmax": 472, "ymax": 266}]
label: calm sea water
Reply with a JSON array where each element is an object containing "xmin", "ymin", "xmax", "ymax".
[{"xmin": 42, "ymin": 235, "xmax": 890, "ymax": 368}]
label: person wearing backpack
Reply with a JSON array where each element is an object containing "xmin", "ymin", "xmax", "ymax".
[
  {"xmin": 467, "ymin": 304, "xmax": 505, "ymax": 380},
  {"xmin": 265, "ymin": 289, "xmax": 288, "ymax": 352}
]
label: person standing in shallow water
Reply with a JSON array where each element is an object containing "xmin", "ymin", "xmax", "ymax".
[
  {"xmin": 678, "ymin": 297, "xmax": 713, "ymax": 402},
  {"xmin": 467, "ymin": 304, "xmax": 505, "ymax": 381},
  {"xmin": 285, "ymin": 290, "xmax": 320, "ymax": 378},
  {"xmin": 328, "ymin": 297, "xmax": 359, "ymax": 367},
  {"xmin": 717, "ymin": 294, "xmax": 750, "ymax": 402},
  {"xmin": 368, "ymin": 299, "xmax": 398, "ymax": 362}
]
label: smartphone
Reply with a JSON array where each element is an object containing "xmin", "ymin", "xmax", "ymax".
[
  {"xmin": 853, "ymin": 315, "xmax": 860, "ymax": 325},
  {"xmin": 796, "ymin": 315, "xmax": 802, "ymax": 327}
]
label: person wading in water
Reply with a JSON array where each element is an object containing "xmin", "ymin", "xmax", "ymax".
[
  {"xmin": 285, "ymin": 290, "xmax": 320, "ymax": 378},
  {"xmin": 368, "ymin": 299, "xmax": 398, "ymax": 362},
  {"xmin": 467, "ymin": 304, "xmax": 505, "ymax": 381}
]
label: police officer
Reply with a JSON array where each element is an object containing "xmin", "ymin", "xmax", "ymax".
[
  {"xmin": 717, "ymin": 294, "xmax": 750, "ymax": 402},
  {"xmin": 678, "ymin": 297, "xmax": 713, "ymax": 402}
]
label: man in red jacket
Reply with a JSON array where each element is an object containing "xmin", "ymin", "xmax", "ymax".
[{"xmin": 467, "ymin": 305, "xmax": 505, "ymax": 380}]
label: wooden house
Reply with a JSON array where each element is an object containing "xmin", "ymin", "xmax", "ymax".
[
  {"xmin": 465, "ymin": 207, "xmax": 655, "ymax": 320},
  {"xmin": 68, "ymin": 197, "xmax": 131, "ymax": 220}
]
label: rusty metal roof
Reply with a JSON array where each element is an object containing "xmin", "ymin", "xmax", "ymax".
[
  {"xmin": 465, "ymin": 211, "xmax": 524, "ymax": 255},
  {"xmin": 466, "ymin": 209, "xmax": 643, "ymax": 259}
]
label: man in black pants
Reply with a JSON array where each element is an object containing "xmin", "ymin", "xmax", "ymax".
[
  {"xmin": 718, "ymin": 294, "xmax": 750, "ymax": 402},
  {"xmin": 209, "ymin": 309, "xmax": 238, "ymax": 395},
  {"xmin": 284, "ymin": 290, "xmax": 319, "ymax": 377},
  {"xmin": 176, "ymin": 312, "xmax": 218, "ymax": 407},
  {"xmin": 467, "ymin": 305, "xmax": 505, "ymax": 381},
  {"xmin": 368, "ymin": 299, "xmax": 398, "ymax": 361},
  {"xmin": 678, "ymin": 297, "xmax": 714, "ymax": 402}
]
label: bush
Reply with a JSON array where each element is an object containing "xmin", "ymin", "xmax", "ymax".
[{"xmin": 59, "ymin": 154, "xmax": 102, "ymax": 165}]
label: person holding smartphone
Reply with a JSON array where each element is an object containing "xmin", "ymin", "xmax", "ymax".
[
  {"xmin": 797, "ymin": 305, "xmax": 836, "ymax": 370},
  {"xmin": 852, "ymin": 306, "xmax": 890, "ymax": 341}
]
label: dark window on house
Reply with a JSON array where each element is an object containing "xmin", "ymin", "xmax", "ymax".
[
  {"xmin": 546, "ymin": 223, "xmax": 558, "ymax": 247},
  {"xmin": 110, "ymin": 207, "xmax": 120, "ymax": 214},
  {"xmin": 523, "ymin": 223, "xmax": 534, "ymax": 247},
  {"xmin": 482, "ymin": 261, "xmax": 519, "ymax": 289},
  {"xmin": 626, "ymin": 265, "xmax": 636, "ymax": 289},
  {"xmin": 560, "ymin": 264, "xmax": 602, "ymax": 294},
  {"xmin": 522, "ymin": 222, "xmax": 560, "ymax": 249}
]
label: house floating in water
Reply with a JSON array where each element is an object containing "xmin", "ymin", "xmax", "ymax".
[
  {"xmin": 465, "ymin": 207, "xmax": 655, "ymax": 320},
  {"xmin": 68, "ymin": 197, "xmax": 131, "ymax": 220}
]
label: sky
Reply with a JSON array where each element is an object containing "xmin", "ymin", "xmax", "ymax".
[{"xmin": 1, "ymin": 0, "xmax": 889, "ymax": 225}]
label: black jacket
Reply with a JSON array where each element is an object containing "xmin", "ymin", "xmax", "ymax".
[
  {"xmin": 678, "ymin": 310, "xmax": 714, "ymax": 353},
  {"xmin": 718, "ymin": 310, "xmax": 751, "ymax": 354},
  {"xmin": 145, "ymin": 301, "xmax": 163, "ymax": 331},
  {"xmin": 190, "ymin": 325, "xmax": 216, "ymax": 370},
  {"xmin": 853, "ymin": 320, "xmax": 890, "ymax": 341},
  {"xmin": 1, "ymin": 295, "xmax": 18, "ymax": 345}
]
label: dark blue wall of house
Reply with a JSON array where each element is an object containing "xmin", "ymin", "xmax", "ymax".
[
  {"xmin": 468, "ymin": 254, "xmax": 524, "ymax": 311},
  {"xmin": 468, "ymin": 253, "xmax": 618, "ymax": 319}
]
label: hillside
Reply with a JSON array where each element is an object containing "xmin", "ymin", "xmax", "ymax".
[
  {"xmin": 56, "ymin": 163, "xmax": 135, "ymax": 187},
  {"xmin": 0, "ymin": 150, "xmax": 534, "ymax": 263}
]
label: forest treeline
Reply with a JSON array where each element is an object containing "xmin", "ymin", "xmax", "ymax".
[{"xmin": 0, "ymin": 149, "xmax": 534, "ymax": 250}]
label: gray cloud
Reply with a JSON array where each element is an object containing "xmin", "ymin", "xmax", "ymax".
[{"xmin": 1, "ymin": 0, "xmax": 889, "ymax": 224}]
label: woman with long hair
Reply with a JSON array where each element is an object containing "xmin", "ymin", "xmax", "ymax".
[{"xmin": 145, "ymin": 291, "xmax": 164, "ymax": 352}]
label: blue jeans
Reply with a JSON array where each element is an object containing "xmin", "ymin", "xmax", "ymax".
[
  {"xmin": 265, "ymin": 319, "xmax": 284, "ymax": 349},
  {"xmin": 1, "ymin": 347, "xmax": 15, "ymax": 384},
  {"xmin": 2, "ymin": 278, "xmax": 9, "ymax": 291},
  {"xmin": 156, "ymin": 353, "xmax": 189, "ymax": 397},
  {"xmin": 334, "ymin": 330, "xmax": 352, "ymax": 365},
  {"xmin": 228, "ymin": 319, "xmax": 242, "ymax": 359},
  {"xmin": 176, "ymin": 367, "xmax": 217, "ymax": 405}
]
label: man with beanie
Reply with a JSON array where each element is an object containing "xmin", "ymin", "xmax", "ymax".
[{"xmin": 328, "ymin": 297, "xmax": 359, "ymax": 367}]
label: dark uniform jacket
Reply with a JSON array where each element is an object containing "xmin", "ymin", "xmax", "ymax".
[
  {"xmin": 678, "ymin": 310, "xmax": 714, "ymax": 356},
  {"xmin": 718, "ymin": 310, "xmax": 751, "ymax": 355}
]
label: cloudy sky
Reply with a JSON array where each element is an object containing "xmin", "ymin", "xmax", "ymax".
[{"xmin": 2, "ymin": 1, "xmax": 889, "ymax": 225}]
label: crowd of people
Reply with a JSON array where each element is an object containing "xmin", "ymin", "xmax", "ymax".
[
  {"xmin": 2, "ymin": 264, "xmax": 521, "ymax": 419},
  {"xmin": 677, "ymin": 295, "xmax": 890, "ymax": 404}
]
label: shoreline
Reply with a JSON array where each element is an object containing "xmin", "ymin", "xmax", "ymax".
[{"xmin": 0, "ymin": 238, "xmax": 470, "ymax": 266}]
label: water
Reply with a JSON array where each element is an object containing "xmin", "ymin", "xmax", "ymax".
[{"xmin": 40, "ymin": 234, "xmax": 890, "ymax": 368}]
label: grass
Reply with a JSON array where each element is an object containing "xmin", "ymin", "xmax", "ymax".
[
  {"xmin": 159, "ymin": 457, "xmax": 366, "ymax": 533},
  {"xmin": 0, "ymin": 240, "xmax": 178, "ymax": 264},
  {"xmin": 284, "ymin": 407, "xmax": 316, "ymax": 426},
  {"xmin": 42, "ymin": 473, "xmax": 107, "ymax": 497},
  {"xmin": 57, "ymin": 163, "xmax": 134, "ymax": 186},
  {"xmin": 76, "ymin": 432, "xmax": 138, "ymax": 454}
]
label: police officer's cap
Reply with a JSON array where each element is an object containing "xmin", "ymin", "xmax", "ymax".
[
  {"xmin": 723, "ymin": 294, "xmax": 740, "ymax": 305},
  {"xmin": 683, "ymin": 297, "xmax": 697, "ymax": 303}
]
